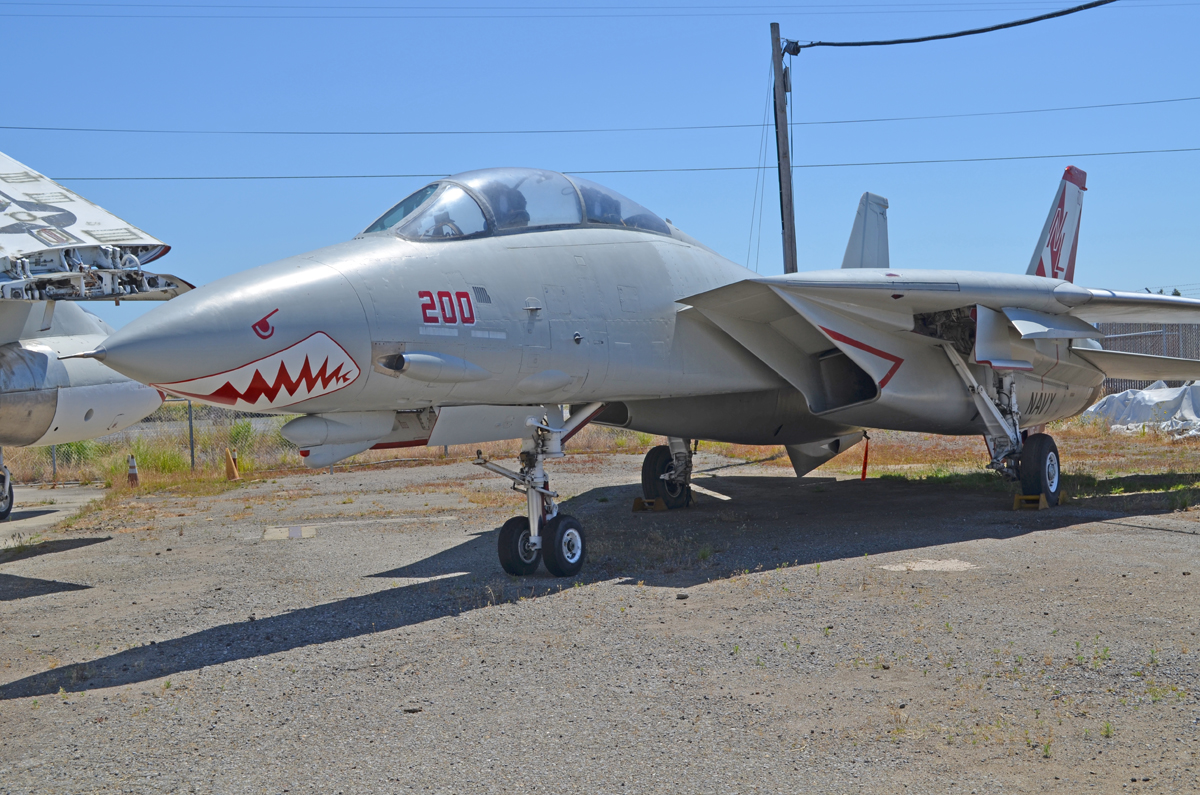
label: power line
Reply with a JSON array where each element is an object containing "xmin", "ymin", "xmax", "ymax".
[
  {"xmin": 0, "ymin": 0, "xmax": 1184, "ymax": 18},
  {"xmin": 50, "ymin": 145, "xmax": 1200, "ymax": 181},
  {"xmin": 4, "ymin": 95, "xmax": 1196, "ymax": 138},
  {"xmin": 797, "ymin": 0, "xmax": 1118, "ymax": 48},
  {"xmin": 0, "ymin": 1, "xmax": 1113, "ymax": 7}
]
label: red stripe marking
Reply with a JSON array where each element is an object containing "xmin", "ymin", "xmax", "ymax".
[
  {"xmin": 818, "ymin": 326, "xmax": 904, "ymax": 388},
  {"xmin": 370, "ymin": 440, "xmax": 430, "ymax": 450},
  {"xmin": 562, "ymin": 404, "xmax": 607, "ymax": 445}
]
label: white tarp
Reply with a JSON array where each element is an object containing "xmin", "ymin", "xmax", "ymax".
[{"xmin": 1082, "ymin": 381, "xmax": 1200, "ymax": 437}]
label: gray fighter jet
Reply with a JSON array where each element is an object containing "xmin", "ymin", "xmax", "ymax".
[
  {"xmin": 76, "ymin": 166, "xmax": 1200, "ymax": 576},
  {"xmin": 0, "ymin": 151, "xmax": 190, "ymax": 518}
]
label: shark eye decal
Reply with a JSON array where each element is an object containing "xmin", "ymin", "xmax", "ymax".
[{"xmin": 252, "ymin": 309, "xmax": 279, "ymax": 340}]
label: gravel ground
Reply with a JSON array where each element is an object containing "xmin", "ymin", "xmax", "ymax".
[{"xmin": 1, "ymin": 451, "xmax": 1198, "ymax": 794}]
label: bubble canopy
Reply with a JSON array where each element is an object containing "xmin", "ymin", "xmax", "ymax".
[{"xmin": 363, "ymin": 167, "xmax": 670, "ymax": 240}]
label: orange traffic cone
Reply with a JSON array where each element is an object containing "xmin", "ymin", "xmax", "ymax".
[
  {"xmin": 860, "ymin": 434, "xmax": 870, "ymax": 481},
  {"xmin": 224, "ymin": 448, "xmax": 240, "ymax": 481}
]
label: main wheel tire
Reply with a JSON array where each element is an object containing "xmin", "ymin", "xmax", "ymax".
[
  {"xmin": 640, "ymin": 445, "xmax": 690, "ymax": 510},
  {"xmin": 497, "ymin": 516, "xmax": 541, "ymax": 576},
  {"xmin": 0, "ymin": 481, "xmax": 12, "ymax": 521},
  {"xmin": 542, "ymin": 514, "xmax": 586, "ymax": 578},
  {"xmin": 1019, "ymin": 433, "xmax": 1061, "ymax": 507}
]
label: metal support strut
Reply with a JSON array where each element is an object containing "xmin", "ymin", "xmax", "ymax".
[
  {"xmin": 473, "ymin": 403, "xmax": 603, "ymax": 549},
  {"xmin": 664, "ymin": 436, "xmax": 694, "ymax": 495},
  {"xmin": 940, "ymin": 343, "xmax": 1023, "ymax": 480}
]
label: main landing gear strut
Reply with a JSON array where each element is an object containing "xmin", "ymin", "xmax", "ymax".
[
  {"xmin": 941, "ymin": 344, "xmax": 1061, "ymax": 506},
  {"xmin": 474, "ymin": 403, "xmax": 603, "ymax": 577},
  {"xmin": 640, "ymin": 437, "xmax": 693, "ymax": 509}
]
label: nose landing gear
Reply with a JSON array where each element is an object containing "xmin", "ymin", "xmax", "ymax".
[
  {"xmin": 475, "ymin": 403, "xmax": 602, "ymax": 577},
  {"xmin": 497, "ymin": 515, "xmax": 540, "ymax": 576}
]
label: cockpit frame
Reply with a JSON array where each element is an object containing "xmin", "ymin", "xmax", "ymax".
[{"xmin": 360, "ymin": 168, "xmax": 672, "ymax": 243}]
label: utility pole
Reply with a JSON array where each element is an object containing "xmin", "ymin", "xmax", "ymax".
[{"xmin": 770, "ymin": 22, "xmax": 798, "ymax": 274}]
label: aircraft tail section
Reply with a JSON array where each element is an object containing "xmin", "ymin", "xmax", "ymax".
[
  {"xmin": 841, "ymin": 192, "xmax": 889, "ymax": 270},
  {"xmin": 1027, "ymin": 165, "xmax": 1086, "ymax": 282}
]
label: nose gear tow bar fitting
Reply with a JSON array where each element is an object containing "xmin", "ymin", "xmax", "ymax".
[{"xmin": 473, "ymin": 403, "xmax": 603, "ymax": 577}]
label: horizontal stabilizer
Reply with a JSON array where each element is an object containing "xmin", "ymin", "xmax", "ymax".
[
  {"xmin": 841, "ymin": 192, "xmax": 889, "ymax": 270},
  {"xmin": 1074, "ymin": 348, "xmax": 1200, "ymax": 382},
  {"xmin": 0, "ymin": 150, "xmax": 189, "ymax": 302}
]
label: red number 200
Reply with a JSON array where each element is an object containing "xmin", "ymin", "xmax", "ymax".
[{"xmin": 419, "ymin": 290, "xmax": 475, "ymax": 325}]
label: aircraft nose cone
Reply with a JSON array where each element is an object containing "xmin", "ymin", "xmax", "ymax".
[{"xmin": 100, "ymin": 257, "xmax": 370, "ymax": 410}]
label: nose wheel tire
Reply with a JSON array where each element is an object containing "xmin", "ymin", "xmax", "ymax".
[
  {"xmin": 542, "ymin": 514, "xmax": 586, "ymax": 578},
  {"xmin": 641, "ymin": 445, "xmax": 690, "ymax": 510},
  {"xmin": 497, "ymin": 516, "xmax": 541, "ymax": 576},
  {"xmin": 1019, "ymin": 433, "xmax": 1061, "ymax": 507}
]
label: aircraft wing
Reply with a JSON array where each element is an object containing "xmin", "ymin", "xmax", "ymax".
[
  {"xmin": 683, "ymin": 271, "xmax": 1200, "ymax": 389},
  {"xmin": 1067, "ymin": 289, "xmax": 1200, "ymax": 325},
  {"xmin": 0, "ymin": 150, "xmax": 191, "ymax": 302},
  {"xmin": 1072, "ymin": 348, "xmax": 1200, "ymax": 381}
]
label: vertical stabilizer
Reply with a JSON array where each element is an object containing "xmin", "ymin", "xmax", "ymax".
[
  {"xmin": 841, "ymin": 192, "xmax": 889, "ymax": 269},
  {"xmin": 1027, "ymin": 165, "xmax": 1086, "ymax": 282}
]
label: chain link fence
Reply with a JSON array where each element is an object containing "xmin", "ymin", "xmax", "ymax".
[
  {"xmin": 6, "ymin": 400, "xmax": 304, "ymax": 485},
  {"xmin": 6, "ymin": 400, "xmax": 654, "ymax": 485},
  {"xmin": 1097, "ymin": 322, "xmax": 1200, "ymax": 394}
]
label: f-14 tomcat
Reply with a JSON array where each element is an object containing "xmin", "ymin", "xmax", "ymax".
[
  {"xmin": 75, "ymin": 165, "xmax": 1200, "ymax": 576},
  {"xmin": 0, "ymin": 152, "xmax": 190, "ymax": 519}
]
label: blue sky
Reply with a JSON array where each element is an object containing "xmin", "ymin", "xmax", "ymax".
[{"xmin": 2, "ymin": 0, "xmax": 1196, "ymax": 328}]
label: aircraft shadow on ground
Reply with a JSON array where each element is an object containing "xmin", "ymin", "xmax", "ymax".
[
  {"xmin": 6, "ymin": 509, "xmax": 59, "ymax": 523},
  {"xmin": 0, "ymin": 536, "xmax": 110, "ymax": 566},
  {"xmin": 0, "ymin": 475, "xmax": 1186, "ymax": 700},
  {"xmin": 0, "ymin": 573, "xmax": 90, "ymax": 602}
]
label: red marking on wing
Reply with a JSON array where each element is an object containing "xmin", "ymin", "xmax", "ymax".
[
  {"xmin": 171, "ymin": 355, "xmax": 352, "ymax": 406},
  {"xmin": 818, "ymin": 326, "xmax": 904, "ymax": 388}
]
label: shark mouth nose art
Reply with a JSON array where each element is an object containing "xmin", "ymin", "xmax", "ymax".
[{"xmin": 153, "ymin": 332, "xmax": 360, "ymax": 410}]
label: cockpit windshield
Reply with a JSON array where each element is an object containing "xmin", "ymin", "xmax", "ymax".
[
  {"xmin": 363, "ymin": 183, "xmax": 438, "ymax": 233},
  {"xmin": 396, "ymin": 184, "xmax": 488, "ymax": 240},
  {"xmin": 364, "ymin": 167, "xmax": 671, "ymax": 242}
]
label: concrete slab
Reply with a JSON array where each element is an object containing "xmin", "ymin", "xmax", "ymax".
[{"xmin": 0, "ymin": 485, "xmax": 104, "ymax": 548}]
